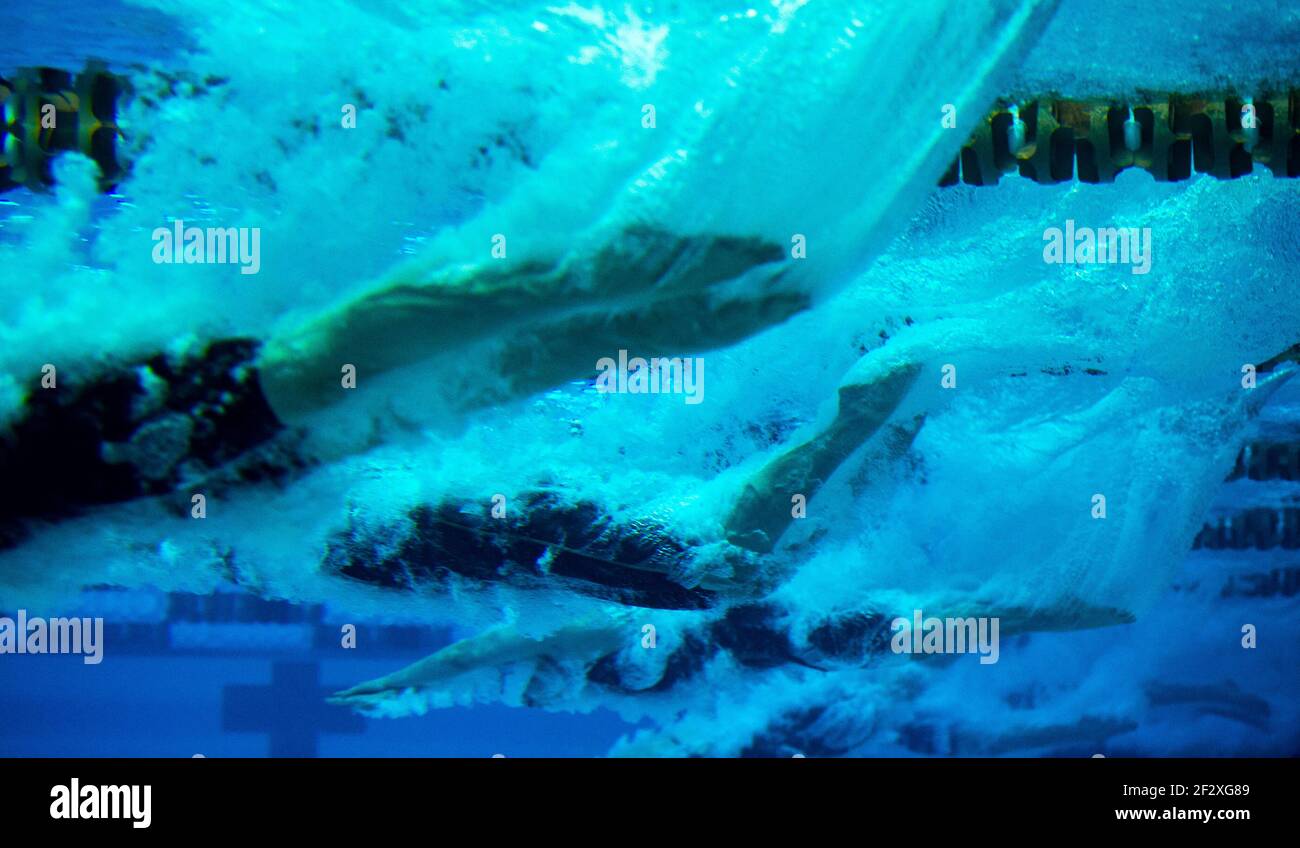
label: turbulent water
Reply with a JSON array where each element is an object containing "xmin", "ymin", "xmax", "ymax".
[{"xmin": 0, "ymin": 0, "xmax": 1297, "ymax": 757}]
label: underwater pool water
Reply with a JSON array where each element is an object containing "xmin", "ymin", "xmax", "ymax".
[{"xmin": 0, "ymin": 0, "xmax": 1297, "ymax": 758}]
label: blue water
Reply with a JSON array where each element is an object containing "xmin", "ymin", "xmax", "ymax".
[
  {"xmin": 0, "ymin": 588, "xmax": 637, "ymax": 757},
  {"xmin": 2, "ymin": 0, "xmax": 642, "ymax": 758},
  {"xmin": 1, "ymin": 0, "xmax": 1297, "ymax": 757}
]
